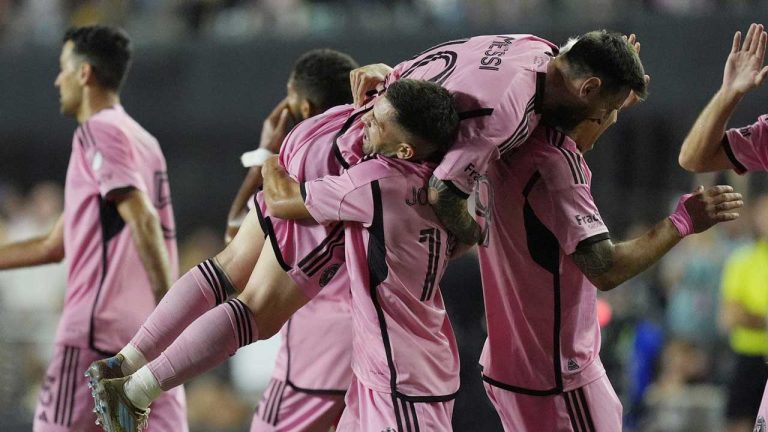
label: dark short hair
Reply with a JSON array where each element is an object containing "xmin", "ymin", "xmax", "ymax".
[
  {"xmin": 63, "ymin": 26, "xmax": 132, "ymax": 91},
  {"xmin": 385, "ymin": 79, "xmax": 459, "ymax": 162},
  {"xmin": 562, "ymin": 30, "xmax": 647, "ymax": 100},
  {"xmin": 291, "ymin": 49, "xmax": 359, "ymax": 111}
]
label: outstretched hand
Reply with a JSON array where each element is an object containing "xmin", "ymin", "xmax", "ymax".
[
  {"xmin": 670, "ymin": 185, "xmax": 743, "ymax": 237},
  {"xmin": 350, "ymin": 63, "xmax": 393, "ymax": 107},
  {"xmin": 722, "ymin": 23, "xmax": 768, "ymax": 97}
]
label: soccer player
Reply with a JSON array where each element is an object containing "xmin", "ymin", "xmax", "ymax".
[
  {"xmin": 90, "ymin": 79, "xmax": 460, "ymax": 432},
  {"xmin": 225, "ymin": 48, "xmax": 359, "ymax": 432},
  {"xmin": 473, "ymin": 49, "xmax": 745, "ymax": 431},
  {"xmin": 349, "ymin": 31, "xmax": 649, "ymax": 247},
  {"xmin": 0, "ymin": 26, "xmax": 187, "ymax": 431},
  {"xmin": 677, "ymin": 23, "xmax": 768, "ymax": 432},
  {"xmin": 225, "ymin": 48, "xmax": 358, "ymax": 241}
]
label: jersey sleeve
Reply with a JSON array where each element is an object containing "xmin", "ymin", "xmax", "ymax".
[
  {"xmin": 723, "ymin": 115, "xmax": 768, "ymax": 174},
  {"xmin": 303, "ymin": 162, "xmax": 381, "ymax": 226},
  {"xmin": 84, "ymin": 120, "xmax": 146, "ymax": 199},
  {"xmin": 538, "ymin": 149, "xmax": 609, "ymax": 255}
]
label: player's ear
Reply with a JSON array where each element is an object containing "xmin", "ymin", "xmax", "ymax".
[
  {"xmin": 396, "ymin": 142, "xmax": 415, "ymax": 160},
  {"xmin": 579, "ymin": 76, "xmax": 602, "ymax": 98},
  {"xmin": 79, "ymin": 62, "xmax": 95, "ymax": 86}
]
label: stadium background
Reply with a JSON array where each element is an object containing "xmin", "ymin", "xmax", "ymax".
[{"xmin": 1, "ymin": 1, "xmax": 768, "ymax": 431}]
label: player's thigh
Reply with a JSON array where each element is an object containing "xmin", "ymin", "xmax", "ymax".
[
  {"xmin": 562, "ymin": 376, "xmax": 622, "ymax": 432},
  {"xmin": 237, "ymin": 240, "xmax": 310, "ymax": 338},
  {"xmin": 216, "ymin": 208, "xmax": 266, "ymax": 292}
]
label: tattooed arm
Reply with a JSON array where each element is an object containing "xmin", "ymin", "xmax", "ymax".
[
  {"xmin": 571, "ymin": 219, "xmax": 681, "ymax": 291},
  {"xmin": 428, "ymin": 176, "xmax": 482, "ymax": 245}
]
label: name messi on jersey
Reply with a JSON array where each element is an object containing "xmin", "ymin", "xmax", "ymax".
[
  {"xmin": 575, "ymin": 213, "xmax": 603, "ymax": 226},
  {"xmin": 478, "ymin": 36, "xmax": 515, "ymax": 72}
]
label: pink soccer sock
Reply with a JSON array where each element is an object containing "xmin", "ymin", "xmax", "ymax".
[
  {"xmin": 147, "ymin": 298, "xmax": 258, "ymax": 391},
  {"xmin": 130, "ymin": 259, "xmax": 231, "ymax": 361}
]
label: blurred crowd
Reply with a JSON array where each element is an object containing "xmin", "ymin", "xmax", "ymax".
[
  {"xmin": 2, "ymin": 172, "xmax": 768, "ymax": 431},
  {"xmin": 0, "ymin": 0, "xmax": 765, "ymax": 46}
]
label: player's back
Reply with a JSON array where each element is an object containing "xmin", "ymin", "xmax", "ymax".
[
  {"xmin": 477, "ymin": 126, "xmax": 606, "ymax": 394},
  {"xmin": 385, "ymin": 35, "xmax": 558, "ymax": 194},
  {"xmin": 58, "ymin": 105, "xmax": 177, "ymax": 355}
]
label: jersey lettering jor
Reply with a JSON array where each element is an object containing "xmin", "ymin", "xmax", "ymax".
[
  {"xmin": 303, "ymin": 156, "xmax": 460, "ymax": 399},
  {"xmin": 56, "ymin": 105, "xmax": 178, "ymax": 355},
  {"xmin": 724, "ymin": 114, "xmax": 768, "ymax": 173},
  {"xmin": 478, "ymin": 126, "xmax": 609, "ymax": 394}
]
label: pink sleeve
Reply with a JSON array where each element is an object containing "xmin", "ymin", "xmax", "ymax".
[
  {"xmin": 723, "ymin": 115, "xmax": 768, "ymax": 174},
  {"xmin": 303, "ymin": 169, "xmax": 374, "ymax": 226},
  {"xmin": 539, "ymin": 152, "xmax": 609, "ymax": 255},
  {"xmin": 84, "ymin": 120, "xmax": 146, "ymax": 199}
]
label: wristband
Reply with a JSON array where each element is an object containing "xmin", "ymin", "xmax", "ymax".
[
  {"xmin": 668, "ymin": 192, "xmax": 695, "ymax": 238},
  {"xmin": 241, "ymin": 148, "xmax": 275, "ymax": 168}
]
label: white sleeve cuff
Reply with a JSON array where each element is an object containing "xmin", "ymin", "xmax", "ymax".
[{"xmin": 241, "ymin": 148, "xmax": 275, "ymax": 168}]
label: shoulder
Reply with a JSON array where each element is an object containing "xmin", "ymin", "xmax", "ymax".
[{"xmin": 525, "ymin": 129, "xmax": 588, "ymax": 190}]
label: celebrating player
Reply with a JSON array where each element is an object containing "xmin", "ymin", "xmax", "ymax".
[
  {"xmin": 677, "ymin": 23, "xmax": 768, "ymax": 432},
  {"xmin": 89, "ymin": 79, "xmax": 460, "ymax": 432}
]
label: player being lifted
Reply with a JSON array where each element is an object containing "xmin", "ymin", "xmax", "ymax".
[{"xmin": 90, "ymin": 79, "xmax": 461, "ymax": 432}]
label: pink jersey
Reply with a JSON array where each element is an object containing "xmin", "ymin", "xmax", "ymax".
[
  {"xmin": 56, "ymin": 105, "xmax": 178, "ymax": 355},
  {"xmin": 478, "ymin": 126, "xmax": 609, "ymax": 394},
  {"xmin": 378, "ymin": 34, "xmax": 557, "ymax": 196},
  {"xmin": 303, "ymin": 156, "xmax": 460, "ymax": 399},
  {"xmin": 256, "ymin": 104, "xmax": 358, "ymax": 391},
  {"xmin": 724, "ymin": 114, "xmax": 768, "ymax": 173}
]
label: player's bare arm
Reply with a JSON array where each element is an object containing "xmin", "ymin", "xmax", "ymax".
[
  {"xmin": 0, "ymin": 214, "xmax": 64, "ymax": 269},
  {"xmin": 226, "ymin": 98, "xmax": 295, "ymax": 242},
  {"xmin": 115, "ymin": 188, "xmax": 173, "ymax": 303},
  {"xmin": 572, "ymin": 185, "xmax": 743, "ymax": 291},
  {"xmin": 262, "ymin": 156, "xmax": 313, "ymax": 220},
  {"xmin": 428, "ymin": 176, "xmax": 482, "ymax": 245},
  {"xmin": 350, "ymin": 63, "xmax": 393, "ymax": 107},
  {"xmin": 679, "ymin": 23, "xmax": 768, "ymax": 172}
]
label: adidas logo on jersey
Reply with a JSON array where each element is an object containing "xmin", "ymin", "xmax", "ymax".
[{"xmin": 567, "ymin": 359, "xmax": 580, "ymax": 371}]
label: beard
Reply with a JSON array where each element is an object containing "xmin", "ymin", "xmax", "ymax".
[{"xmin": 540, "ymin": 101, "xmax": 591, "ymax": 133}]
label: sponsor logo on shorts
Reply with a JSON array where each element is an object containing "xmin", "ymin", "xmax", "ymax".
[
  {"xmin": 319, "ymin": 263, "xmax": 341, "ymax": 288},
  {"xmin": 381, "ymin": 428, "xmax": 397, "ymax": 432},
  {"xmin": 755, "ymin": 416, "xmax": 766, "ymax": 432}
]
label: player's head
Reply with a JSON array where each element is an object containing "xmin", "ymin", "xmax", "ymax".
[
  {"xmin": 361, "ymin": 79, "xmax": 459, "ymax": 163},
  {"xmin": 55, "ymin": 26, "xmax": 132, "ymax": 116},
  {"xmin": 544, "ymin": 30, "xmax": 647, "ymax": 132},
  {"xmin": 286, "ymin": 49, "xmax": 359, "ymax": 121}
]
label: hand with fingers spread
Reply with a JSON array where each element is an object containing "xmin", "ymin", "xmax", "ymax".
[
  {"xmin": 350, "ymin": 63, "xmax": 393, "ymax": 107},
  {"xmin": 621, "ymin": 33, "xmax": 651, "ymax": 111},
  {"xmin": 723, "ymin": 23, "xmax": 768, "ymax": 98},
  {"xmin": 669, "ymin": 185, "xmax": 743, "ymax": 237}
]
